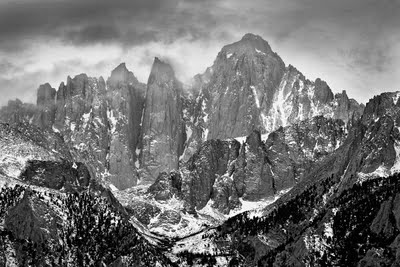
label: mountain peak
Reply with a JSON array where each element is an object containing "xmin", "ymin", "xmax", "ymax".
[
  {"xmin": 112, "ymin": 62, "xmax": 130, "ymax": 74},
  {"xmin": 36, "ymin": 83, "xmax": 56, "ymax": 106},
  {"xmin": 241, "ymin": 33, "xmax": 263, "ymax": 41},
  {"xmin": 109, "ymin": 62, "xmax": 138, "ymax": 85},
  {"xmin": 220, "ymin": 33, "xmax": 273, "ymax": 58},
  {"xmin": 148, "ymin": 57, "xmax": 176, "ymax": 84}
]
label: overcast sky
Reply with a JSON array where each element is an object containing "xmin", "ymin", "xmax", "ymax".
[{"xmin": 0, "ymin": 0, "xmax": 399, "ymax": 106}]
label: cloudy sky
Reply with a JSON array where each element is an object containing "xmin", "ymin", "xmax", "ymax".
[{"xmin": 0, "ymin": 0, "xmax": 399, "ymax": 106}]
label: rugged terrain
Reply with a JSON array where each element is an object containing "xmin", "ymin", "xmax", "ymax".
[{"xmin": 1, "ymin": 33, "xmax": 400, "ymax": 266}]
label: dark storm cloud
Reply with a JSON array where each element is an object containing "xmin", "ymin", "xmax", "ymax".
[
  {"xmin": 0, "ymin": 0, "xmax": 222, "ymax": 50},
  {"xmin": 0, "ymin": 0, "xmax": 399, "ymax": 106},
  {"xmin": 338, "ymin": 43, "xmax": 393, "ymax": 73}
]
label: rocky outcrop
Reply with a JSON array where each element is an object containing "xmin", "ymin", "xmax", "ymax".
[
  {"xmin": 126, "ymin": 199, "xmax": 161, "ymax": 225},
  {"xmin": 2, "ymin": 64, "xmax": 147, "ymax": 190},
  {"xmin": 4, "ymin": 189, "xmax": 60, "ymax": 244},
  {"xmin": 52, "ymin": 74, "xmax": 110, "ymax": 184},
  {"xmin": 181, "ymin": 139, "xmax": 239, "ymax": 212},
  {"xmin": 176, "ymin": 116, "xmax": 348, "ymax": 214},
  {"xmin": 140, "ymin": 58, "xmax": 186, "ymax": 183},
  {"xmin": 34, "ymin": 83, "xmax": 56, "ymax": 129},
  {"xmin": 370, "ymin": 198, "xmax": 396, "ymax": 238},
  {"xmin": 238, "ymin": 131, "xmax": 276, "ymax": 201},
  {"xmin": 296, "ymin": 91, "xmax": 400, "ymax": 191},
  {"xmin": 0, "ymin": 122, "xmax": 71, "ymax": 178},
  {"xmin": 148, "ymin": 171, "xmax": 182, "ymax": 201},
  {"xmin": 0, "ymin": 99, "xmax": 37, "ymax": 124},
  {"xmin": 19, "ymin": 160, "xmax": 91, "ymax": 192},
  {"xmin": 106, "ymin": 63, "xmax": 146, "ymax": 189}
]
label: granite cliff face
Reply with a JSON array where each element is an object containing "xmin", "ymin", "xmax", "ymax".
[
  {"xmin": 186, "ymin": 34, "xmax": 363, "ymax": 147},
  {"xmin": 148, "ymin": 115, "xmax": 348, "ymax": 214},
  {"xmin": 1, "ymin": 64, "xmax": 148, "ymax": 189},
  {"xmin": 295, "ymin": 91, "xmax": 400, "ymax": 191},
  {"xmin": 0, "ymin": 34, "xmax": 364, "ymax": 189},
  {"xmin": 52, "ymin": 74, "xmax": 110, "ymax": 183},
  {"xmin": 198, "ymin": 93, "xmax": 400, "ymax": 263},
  {"xmin": 106, "ymin": 63, "xmax": 146, "ymax": 189},
  {"xmin": 140, "ymin": 58, "xmax": 186, "ymax": 183},
  {"xmin": 34, "ymin": 83, "xmax": 56, "ymax": 129},
  {"xmin": 0, "ymin": 99, "xmax": 37, "ymax": 125},
  {"xmin": 200, "ymin": 33, "xmax": 286, "ymax": 140}
]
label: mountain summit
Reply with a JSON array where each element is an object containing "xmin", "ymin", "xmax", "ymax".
[
  {"xmin": 220, "ymin": 33, "xmax": 273, "ymax": 57},
  {"xmin": 140, "ymin": 57, "xmax": 186, "ymax": 183}
]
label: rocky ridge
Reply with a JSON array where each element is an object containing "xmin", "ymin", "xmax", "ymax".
[
  {"xmin": 172, "ymin": 91, "xmax": 400, "ymax": 265},
  {"xmin": 0, "ymin": 33, "xmax": 363, "ymax": 190},
  {"xmin": 1, "ymin": 33, "xmax": 400, "ymax": 266},
  {"xmin": 184, "ymin": 34, "xmax": 363, "ymax": 148}
]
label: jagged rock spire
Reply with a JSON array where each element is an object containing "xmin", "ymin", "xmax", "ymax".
[{"xmin": 140, "ymin": 57, "xmax": 186, "ymax": 183}]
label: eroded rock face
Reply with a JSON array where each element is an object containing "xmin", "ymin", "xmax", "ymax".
[
  {"xmin": 53, "ymin": 74, "xmax": 110, "ymax": 184},
  {"xmin": 106, "ymin": 63, "xmax": 146, "ymax": 189},
  {"xmin": 240, "ymin": 131, "xmax": 276, "ymax": 201},
  {"xmin": 148, "ymin": 171, "xmax": 182, "ymax": 201},
  {"xmin": 140, "ymin": 58, "xmax": 186, "ymax": 183},
  {"xmin": 178, "ymin": 116, "xmax": 348, "ymax": 213},
  {"xmin": 181, "ymin": 139, "xmax": 238, "ymax": 212},
  {"xmin": 3, "ymin": 64, "xmax": 147, "ymax": 190},
  {"xmin": 185, "ymin": 34, "xmax": 363, "ymax": 156},
  {"xmin": 203, "ymin": 33, "xmax": 286, "ymax": 140},
  {"xmin": 0, "ymin": 122, "xmax": 72, "ymax": 179},
  {"xmin": 0, "ymin": 99, "xmax": 37, "ymax": 124},
  {"xmin": 150, "ymin": 210, "xmax": 182, "ymax": 229},
  {"xmin": 370, "ymin": 199, "xmax": 395, "ymax": 238},
  {"xmin": 5, "ymin": 190, "xmax": 60, "ymax": 244},
  {"xmin": 34, "ymin": 83, "xmax": 56, "ymax": 129},
  {"xmin": 299, "ymin": 92, "xmax": 400, "ymax": 190},
  {"xmin": 126, "ymin": 200, "xmax": 161, "ymax": 225},
  {"xmin": 0, "ymin": 33, "xmax": 366, "ymax": 195},
  {"xmin": 19, "ymin": 160, "xmax": 91, "ymax": 192}
]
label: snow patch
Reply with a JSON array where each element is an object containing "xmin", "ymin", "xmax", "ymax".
[
  {"xmin": 324, "ymin": 220, "xmax": 334, "ymax": 239},
  {"xmin": 390, "ymin": 140, "xmax": 400, "ymax": 174},
  {"xmin": 108, "ymin": 110, "xmax": 118, "ymax": 134},
  {"xmin": 109, "ymin": 184, "xmax": 119, "ymax": 191},
  {"xmin": 261, "ymin": 133, "xmax": 270, "ymax": 141},
  {"xmin": 255, "ymin": 48, "xmax": 266, "ymax": 55},
  {"xmin": 358, "ymin": 165, "xmax": 389, "ymax": 183},
  {"xmin": 250, "ymin": 85, "xmax": 260, "ymax": 108},
  {"xmin": 82, "ymin": 111, "xmax": 90, "ymax": 122},
  {"xmin": 393, "ymin": 92, "xmax": 400, "ymax": 105},
  {"xmin": 231, "ymin": 188, "xmax": 292, "ymax": 218},
  {"xmin": 226, "ymin": 53, "xmax": 233, "ymax": 59},
  {"xmin": 186, "ymin": 125, "xmax": 193, "ymax": 141},
  {"xmin": 232, "ymin": 136, "xmax": 246, "ymax": 144},
  {"xmin": 52, "ymin": 126, "xmax": 60, "ymax": 133},
  {"xmin": 203, "ymin": 128, "xmax": 209, "ymax": 141}
]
